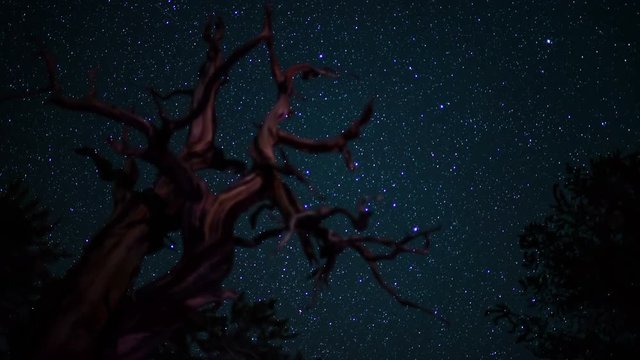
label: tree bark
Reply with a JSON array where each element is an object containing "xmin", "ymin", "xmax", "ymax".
[
  {"xmin": 20, "ymin": 6, "xmax": 443, "ymax": 358},
  {"xmin": 36, "ymin": 195, "xmax": 156, "ymax": 358}
]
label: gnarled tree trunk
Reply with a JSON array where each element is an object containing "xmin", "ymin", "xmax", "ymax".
[{"xmin": 17, "ymin": 6, "xmax": 442, "ymax": 359}]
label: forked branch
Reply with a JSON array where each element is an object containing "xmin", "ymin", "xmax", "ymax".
[
  {"xmin": 282, "ymin": 201, "xmax": 446, "ymax": 324},
  {"xmin": 277, "ymin": 101, "xmax": 374, "ymax": 170}
]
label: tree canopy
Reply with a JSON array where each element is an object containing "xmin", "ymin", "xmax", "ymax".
[{"xmin": 487, "ymin": 151, "xmax": 640, "ymax": 359}]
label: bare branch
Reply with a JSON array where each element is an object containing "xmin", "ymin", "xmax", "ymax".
[
  {"xmin": 172, "ymin": 7, "xmax": 274, "ymax": 134},
  {"xmin": 148, "ymin": 87, "xmax": 169, "ymax": 123},
  {"xmin": 278, "ymin": 199, "xmax": 373, "ymax": 249},
  {"xmin": 282, "ymin": 64, "xmax": 337, "ymax": 96},
  {"xmin": 351, "ymin": 241, "xmax": 448, "ymax": 325},
  {"xmin": 148, "ymin": 86, "xmax": 195, "ymax": 125},
  {"xmin": 276, "ymin": 101, "xmax": 374, "ymax": 170},
  {"xmin": 234, "ymin": 227, "xmax": 284, "ymax": 248},
  {"xmin": 167, "ymin": 7, "xmax": 276, "ymax": 174},
  {"xmin": 202, "ymin": 15, "xmax": 225, "ymax": 45},
  {"xmin": 41, "ymin": 51, "xmax": 156, "ymax": 139},
  {"xmin": 75, "ymin": 147, "xmax": 125, "ymax": 182},
  {"xmin": 249, "ymin": 203, "xmax": 275, "ymax": 229},
  {"xmin": 279, "ymin": 198, "xmax": 444, "ymax": 324}
]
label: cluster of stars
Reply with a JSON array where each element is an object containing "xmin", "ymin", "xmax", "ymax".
[{"xmin": 1, "ymin": 1, "xmax": 638, "ymax": 359}]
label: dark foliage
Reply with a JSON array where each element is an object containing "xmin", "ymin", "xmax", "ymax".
[
  {"xmin": 487, "ymin": 151, "xmax": 640, "ymax": 359},
  {"xmin": 0, "ymin": 180, "xmax": 65, "ymax": 358},
  {"xmin": 154, "ymin": 294, "xmax": 303, "ymax": 360}
]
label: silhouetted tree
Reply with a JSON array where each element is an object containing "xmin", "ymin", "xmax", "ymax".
[
  {"xmin": 0, "ymin": 180, "xmax": 65, "ymax": 358},
  {"xmin": 3, "ymin": 6, "xmax": 440, "ymax": 359},
  {"xmin": 487, "ymin": 151, "xmax": 640, "ymax": 359},
  {"xmin": 153, "ymin": 294, "xmax": 303, "ymax": 360}
]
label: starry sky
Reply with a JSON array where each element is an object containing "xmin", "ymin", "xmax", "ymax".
[{"xmin": 1, "ymin": 1, "xmax": 639, "ymax": 359}]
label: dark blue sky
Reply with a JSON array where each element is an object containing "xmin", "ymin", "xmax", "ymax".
[{"xmin": 1, "ymin": 1, "xmax": 638, "ymax": 359}]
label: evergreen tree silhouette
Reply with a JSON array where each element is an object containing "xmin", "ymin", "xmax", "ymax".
[
  {"xmin": 0, "ymin": 180, "xmax": 65, "ymax": 358},
  {"xmin": 487, "ymin": 151, "xmax": 640, "ymax": 359}
]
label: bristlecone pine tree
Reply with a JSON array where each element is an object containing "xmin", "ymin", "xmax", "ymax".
[{"xmin": 3, "ymin": 6, "xmax": 441, "ymax": 359}]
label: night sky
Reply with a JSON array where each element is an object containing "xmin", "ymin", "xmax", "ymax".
[{"xmin": 1, "ymin": 1, "xmax": 639, "ymax": 359}]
